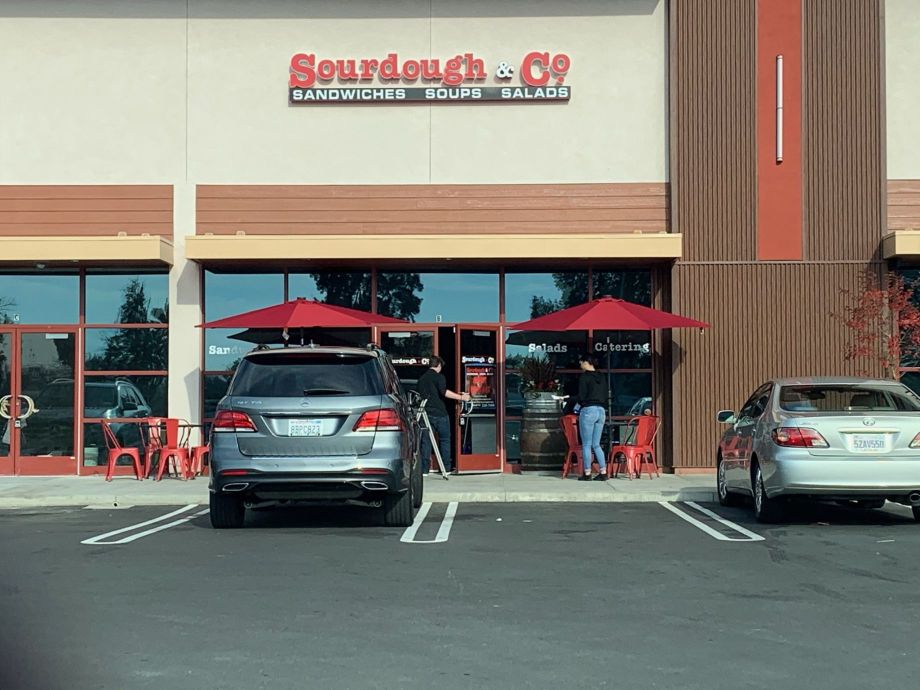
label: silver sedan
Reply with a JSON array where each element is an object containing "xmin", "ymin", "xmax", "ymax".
[{"xmin": 716, "ymin": 378, "xmax": 920, "ymax": 523}]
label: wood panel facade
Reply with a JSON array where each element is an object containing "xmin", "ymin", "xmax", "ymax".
[
  {"xmin": 669, "ymin": 0, "xmax": 757, "ymax": 263},
  {"xmin": 196, "ymin": 184, "xmax": 670, "ymax": 236},
  {"xmin": 887, "ymin": 180, "xmax": 920, "ymax": 231},
  {"xmin": 802, "ymin": 0, "xmax": 885, "ymax": 261},
  {"xmin": 0, "ymin": 186, "xmax": 173, "ymax": 237}
]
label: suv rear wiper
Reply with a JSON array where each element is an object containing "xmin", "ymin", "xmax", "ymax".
[{"xmin": 302, "ymin": 388, "xmax": 350, "ymax": 396}]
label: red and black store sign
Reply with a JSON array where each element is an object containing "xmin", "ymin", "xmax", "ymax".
[{"xmin": 288, "ymin": 51, "xmax": 572, "ymax": 103}]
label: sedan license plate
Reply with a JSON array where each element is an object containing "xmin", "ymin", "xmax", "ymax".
[
  {"xmin": 848, "ymin": 434, "xmax": 889, "ymax": 453},
  {"xmin": 289, "ymin": 419, "xmax": 323, "ymax": 437}
]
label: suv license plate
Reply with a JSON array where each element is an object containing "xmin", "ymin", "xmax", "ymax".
[
  {"xmin": 848, "ymin": 434, "xmax": 889, "ymax": 453},
  {"xmin": 289, "ymin": 419, "xmax": 322, "ymax": 437}
]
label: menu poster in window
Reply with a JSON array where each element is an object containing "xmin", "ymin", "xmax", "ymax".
[{"xmin": 464, "ymin": 363, "xmax": 496, "ymax": 412}]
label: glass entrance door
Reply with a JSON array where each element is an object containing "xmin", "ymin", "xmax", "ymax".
[
  {"xmin": 379, "ymin": 327, "xmax": 438, "ymax": 393},
  {"xmin": 0, "ymin": 329, "xmax": 78, "ymax": 475},
  {"xmin": 456, "ymin": 326, "xmax": 501, "ymax": 472},
  {"xmin": 0, "ymin": 330, "xmax": 12, "ymax": 474}
]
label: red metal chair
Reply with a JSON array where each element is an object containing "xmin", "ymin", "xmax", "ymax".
[
  {"xmin": 152, "ymin": 418, "xmax": 191, "ymax": 481},
  {"xmin": 561, "ymin": 414, "xmax": 590, "ymax": 479},
  {"xmin": 182, "ymin": 421, "xmax": 210, "ymax": 478},
  {"xmin": 607, "ymin": 414, "xmax": 661, "ymax": 479},
  {"xmin": 101, "ymin": 420, "xmax": 144, "ymax": 482}
]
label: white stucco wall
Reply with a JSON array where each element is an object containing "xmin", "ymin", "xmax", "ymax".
[
  {"xmin": 0, "ymin": 0, "xmax": 667, "ymax": 185},
  {"xmin": 886, "ymin": 0, "xmax": 920, "ymax": 178}
]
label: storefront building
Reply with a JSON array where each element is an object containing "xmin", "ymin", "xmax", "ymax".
[{"xmin": 0, "ymin": 0, "xmax": 909, "ymax": 475}]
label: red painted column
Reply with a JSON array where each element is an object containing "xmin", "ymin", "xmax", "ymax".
[{"xmin": 756, "ymin": 0, "xmax": 803, "ymax": 260}]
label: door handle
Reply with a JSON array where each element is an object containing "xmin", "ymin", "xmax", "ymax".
[
  {"xmin": 17, "ymin": 394, "xmax": 38, "ymax": 419},
  {"xmin": 0, "ymin": 395, "xmax": 10, "ymax": 420}
]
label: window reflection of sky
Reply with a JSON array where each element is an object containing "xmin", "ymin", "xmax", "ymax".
[
  {"xmin": 85, "ymin": 273, "xmax": 168, "ymax": 323},
  {"xmin": 204, "ymin": 272, "xmax": 283, "ymax": 321},
  {"xmin": 504, "ymin": 273, "xmax": 588, "ymax": 323},
  {"xmin": 378, "ymin": 273, "xmax": 499, "ymax": 323},
  {"xmin": 0, "ymin": 274, "xmax": 79, "ymax": 324}
]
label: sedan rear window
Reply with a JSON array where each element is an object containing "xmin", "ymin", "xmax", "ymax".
[
  {"xmin": 779, "ymin": 385, "xmax": 920, "ymax": 412},
  {"xmin": 229, "ymin": 353, "xmax": 384, "ymax": 398}
]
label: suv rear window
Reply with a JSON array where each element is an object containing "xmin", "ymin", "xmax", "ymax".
[
  {"xmin": 779, "ymin": 385, "xmax": 920, "ymax": 412},
  {"xmin": 229, "ymin": 353, "xmax": 385, "ymax": 398}
]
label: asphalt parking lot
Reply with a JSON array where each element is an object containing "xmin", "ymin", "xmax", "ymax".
[{"xmin": 1, "ymin": 500, "xmax": 918, "ymax": 690}]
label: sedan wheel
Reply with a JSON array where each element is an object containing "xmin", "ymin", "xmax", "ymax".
[{"xmin": 753, "ymin": 465, "xmax": 781, "ymax": 523}]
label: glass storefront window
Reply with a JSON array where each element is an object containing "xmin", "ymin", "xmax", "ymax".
[
  {"xmin": 204, "ymin": 271, "xmax": 284, "ymax": 321},
  {"xmin": 288, "ymin": 272, "xmax": 372, "ymax": 311},
  {"xmin": 85, "ymin": 272, "xmax": 169, "ymax": 324},
  {"xmin": 593, "ymin": 330, "xmax": 652, "ymax": 369},
  {"xmin": 204, "ymin": 330, "xmax": 254, "ymax": 371},
  {"xmin": 204, "ymin": 374, "xmax": 234, "ymax": 420},
  {"xmin": 592, "ymin": 269, "xmax": 652, "ymax": 305},
  {"xmin": 505, "ymin": 330, "xmax": 587, "ymax": 370},
  {"xmin": 505, "ymin": 371, "xmax": 580, "ymax": 417},
  {"xmin": 901, "ymin": 371, "xmax": 920, "ymax": 396},
  {"xmin": 85, "ymin": 328, "xmax": 168, "ymax": 371},
  {"xmin": 83, "ymin": 375, "xmax": 167, "ymax": 418},
  {"xmin": 0, "ymin": 272, "xmax": 79, "ymax": 324},
  {"xmin": 611, "ymin": 372, "xmax": 653, "ymax": 417},
  {"xmin": 377, "ymin": 272, "xmax": 499, "ymax": 323},
  {"xmin": 504, "ymin": 271, "xmax": 589, "ymax": 322}
]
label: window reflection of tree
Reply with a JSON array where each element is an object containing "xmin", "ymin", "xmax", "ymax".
[
  {"xmin": 86, "ymin": 280, "xmax": 168, "ymax": 372},
  {"xmin": 308, "ymin": 272, "xmax": 423, "ymax": 322}
]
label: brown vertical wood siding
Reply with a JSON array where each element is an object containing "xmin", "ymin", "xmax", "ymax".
[
  {"xmin": 195, "ymin": 184, "xmax": 670, "ymax": 236},
  {"xmin": 0, "ymin": 186, "xmax": 173, "ymax": 237},
  {"xmin": 670, "ymin": 262, "xmax": 885, "ymax": 468},
  {"xmin": 887, "ymin": 180, "xmax": 920, "ymax": 230},
  {"xmin": 670, "ymin": 0, "xmax": 757, "ymax": 262},
  {"xmin": 802, "ymin": 0, "xmax": 884, "ymax": 261}
]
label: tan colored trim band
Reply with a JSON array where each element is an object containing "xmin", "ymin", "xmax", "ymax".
[
  {"xmin": 0, "ymin": 236, "xmax": 174, "ymax": 265},
  {"xmin": 882, "ymin": 230, "xmax": 920, "ymax": 259},
  {"xmin": 186, "ymin": 233, "xmax": 682, "ymax": 262}
]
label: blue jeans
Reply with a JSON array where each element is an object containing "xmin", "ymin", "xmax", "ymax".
[
  {"xmin": 420, "ymin": 414, "xmax": 452, "ymax": 473},
  {"xmin": 578, "ymin": 406, "xmax": 606, "ymax": 473}
]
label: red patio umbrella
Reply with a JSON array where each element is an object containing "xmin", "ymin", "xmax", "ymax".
[
  {"xmin": 199, "ymin": 297, "xmax": 407, "ymax": 345},
  {"xmin": 510, "ymin": 295, "xmax": 709, "ymax": 418}
]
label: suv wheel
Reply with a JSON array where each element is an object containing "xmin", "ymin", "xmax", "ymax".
[
  {"xmin": 752, "ymin": 464, "xmax": 781, "ymax": 523},
  {"xmin": 717, "ymin": 456, "xmax": 742, "ymax": 507},
  {"xmin": 383, "ymin": 488, "xmax": 414, "ymax": 528},
  {"xmin": 210, "ymin": 492, "xmax": 245, "ymax": 529}
]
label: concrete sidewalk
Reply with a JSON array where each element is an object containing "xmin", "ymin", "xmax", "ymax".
[{"xmin": 0, "ymin": 472, "xmax": 716, "ymax": 508}]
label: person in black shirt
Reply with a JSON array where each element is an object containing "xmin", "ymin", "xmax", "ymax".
[
  {"xmin": 417, "ymin": 356, "xmax": 470, "ymax": 474},
  {"xmin": 576, "ymin": 355, "xmax": 609, "ymax": 481}
]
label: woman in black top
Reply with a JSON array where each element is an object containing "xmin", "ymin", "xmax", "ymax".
[{"xmin": 576, "ymin": 355, "xmax": 608, "ymax": 481}]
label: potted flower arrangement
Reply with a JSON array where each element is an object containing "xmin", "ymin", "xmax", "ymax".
[{"xmin": 520, "ymin": 356, "xmax": 561, "ymax": 411}]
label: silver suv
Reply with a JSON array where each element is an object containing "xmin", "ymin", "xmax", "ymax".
[{"xmin": 208, "ymin": 345, "xmax": 422, "ymax": 529}]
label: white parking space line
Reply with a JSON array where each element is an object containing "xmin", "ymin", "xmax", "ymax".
[
  {"xmin": 101, "ymin": 509, "xmax": 210, "ymax": 544},
  {"xmin": 400, "ymin": 502, "xmax": 458, "ymax": 544},
  {"xmin": 659, "ymin": 501, "xmax": 764, "ymax": 542},
  {"xmin": 81, "ymin": 505, "xmax": 203, "ymax": 545},
  {"xmin": 684, "ymin": 501, "xmax": 766, "ymax": 541},
  {"xmin": 400, "ymin": 502, "xmax": 433, "ymax": 542}
]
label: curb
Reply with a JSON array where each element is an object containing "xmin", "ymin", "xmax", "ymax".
[{"xmin": 0, "ymin": 491, "xmax": 718, "ymax": 508}]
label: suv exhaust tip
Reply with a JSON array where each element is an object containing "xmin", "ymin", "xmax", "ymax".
[
  {"xmin": 360, "ymin": 480, "xmax": 389, "ymax": 491},
  {"xmin": 909, "ymin": 492, "xmax": 920, "ymax": 506},
  {"xmin": 222, "ymin": 483, "xmax": 249, "ymax": 492}
]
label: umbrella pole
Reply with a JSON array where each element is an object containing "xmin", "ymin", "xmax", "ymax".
[{"xmin": 606, "ymin": 336, "xmax": 613, "ymax": 422}]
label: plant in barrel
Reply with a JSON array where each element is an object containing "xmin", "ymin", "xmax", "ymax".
[{"xmin": 518, "ymin": 356, "xmax": 567, "ymax": 471}]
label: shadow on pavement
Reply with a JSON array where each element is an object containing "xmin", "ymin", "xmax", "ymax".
[
  {"xmin": 189, "ymin": 503, "xmax": 389, "ymax": 530},
  {"xmin": 715, "ymin": 499, "xmax": 918, "ymax": 527}
]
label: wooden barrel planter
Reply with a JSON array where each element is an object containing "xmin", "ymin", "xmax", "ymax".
[{"xmin": 519, "ymin": 392, "xmax": 567, "ymax": 472}]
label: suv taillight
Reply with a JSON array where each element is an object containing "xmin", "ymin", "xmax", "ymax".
[
  {"xmin": 772, "ymin": 427, "xmax": 828, "ymax": 448},
  {"xmin": 353, "ymin": 409, "xmax": 404, "ymax": 432},
  {"xmin": 213, "ymin": 410, "xmax": 257, "ymax": 433}
]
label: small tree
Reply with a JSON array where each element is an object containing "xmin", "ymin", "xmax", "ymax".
[{"xmin": 838, "ymin": 272, "xmax": 920, "ymax": 379}]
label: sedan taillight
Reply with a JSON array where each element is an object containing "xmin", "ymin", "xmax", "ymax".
[
  {"xmin": 772, "ymin": 427, "xmax": 828, "ymax": 448},
  {"xmin": 910, "ymin": 433, "xmax": 920, "ymax": 449},
  {"xmin": 213, "ymin": 410, "xmax": 257, "ymax": 433},
  {"xmin": 354, "ymin": 409, "xmax": 404, "ymax": 432}
]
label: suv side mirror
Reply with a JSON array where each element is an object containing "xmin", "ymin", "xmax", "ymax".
[
  {"xmin": 122, "ymin": 399, "xmax": 138, "ymax": 412},
  {"xmin": 716, "ymin": 410, "xmax": 736, "ymax": 424}
]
